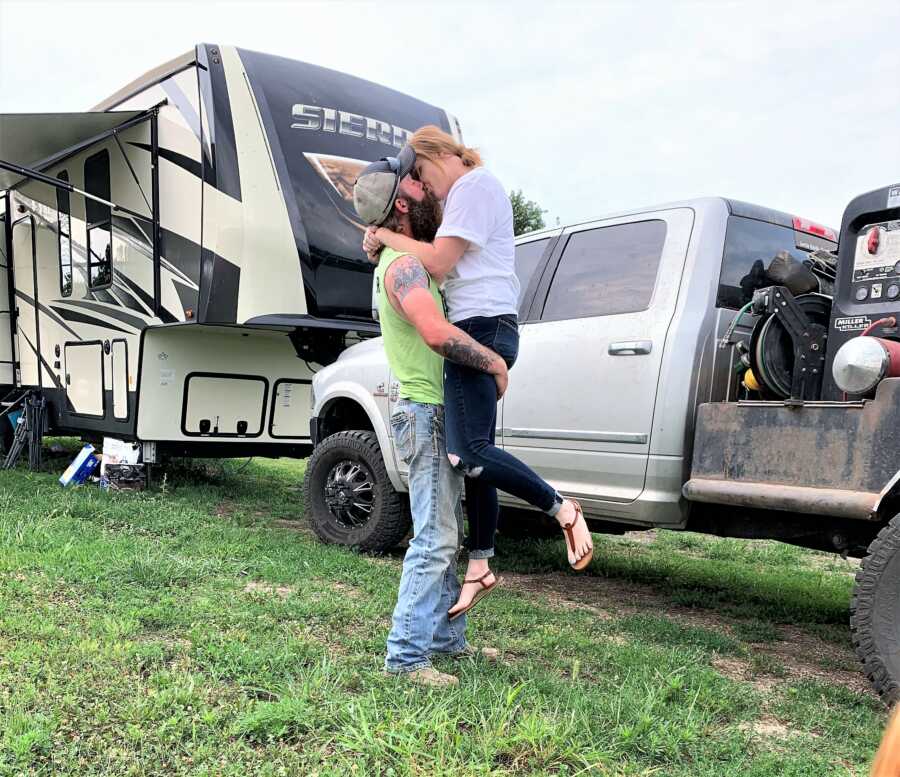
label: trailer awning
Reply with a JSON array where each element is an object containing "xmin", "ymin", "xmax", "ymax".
[{"xmin": 0, "ymin": 110, "xmax": 146, "ymax": 190}]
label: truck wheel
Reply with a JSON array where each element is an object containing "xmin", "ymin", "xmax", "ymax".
[
  {"xmin": 303, "ymin": 430, "xmax": 410, "ymax": 552},
  {"xmin": 850, "ymin": 513, "xmax": 900, "ymax": 703}
]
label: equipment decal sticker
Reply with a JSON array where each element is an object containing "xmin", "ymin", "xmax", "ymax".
[{"xmin": 834, "ymin": 316, "xmax": 872, "ymax": 332}]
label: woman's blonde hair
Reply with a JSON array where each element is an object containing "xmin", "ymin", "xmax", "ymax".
[{"xmin": 409, "ymin": 125, "xmax": 482, "ymax": 170}]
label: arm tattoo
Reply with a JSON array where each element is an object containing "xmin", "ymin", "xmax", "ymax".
[
  {"xmin": 390, "ymin": 256, "xmax": 430, "ymax": 303},
  {"xmin": 387, "ymin": 256, "xmax": 499, "ymax": 373},
  {"xmin": 438, "ymin": 336, "xmax": 497, "ymax": 373}
]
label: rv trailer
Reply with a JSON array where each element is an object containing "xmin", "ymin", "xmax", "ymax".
[{"xmin": 0, "ymin": 44, "xmax": 460, "ymax": 462}]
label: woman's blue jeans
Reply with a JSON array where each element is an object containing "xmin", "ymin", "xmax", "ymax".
[{"xmin": 443, "ymin": 315, "xmax": 562, "ymax": 559}]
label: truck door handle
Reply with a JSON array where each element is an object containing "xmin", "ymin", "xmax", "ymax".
[{"xmin": 609, "ymin": 340, "xmax": 652, "ymax": 355}]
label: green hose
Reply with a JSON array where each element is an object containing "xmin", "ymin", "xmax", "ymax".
[{"xmin": 719, "ymin": 301, "xmax": 754, "ymax": 349}]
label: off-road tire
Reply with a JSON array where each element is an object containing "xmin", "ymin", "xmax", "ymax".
[
  {"xmin": 850, "ymin": 512, "xmax": 900, "ymax": 704},
  {"xmin": 304, "ymin": 430, "xmax": 410, "ymax": 552}
]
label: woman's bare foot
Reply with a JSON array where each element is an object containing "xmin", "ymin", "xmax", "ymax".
[
  {"xmin": 556, "ymin": 499, "xmax": 593, "ymax": 568},
  {"xmin": 448, "ymin": 560, "xmax": 496, "ymax": 618}
]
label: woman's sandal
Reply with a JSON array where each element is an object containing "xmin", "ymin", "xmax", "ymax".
[
  {"xmin": 448, "ymin": 572, "xmax": 501, "ymax": 621},
  {"xmin": 561, "ymin": 499, "xmax": 594, "ymax": 571}
]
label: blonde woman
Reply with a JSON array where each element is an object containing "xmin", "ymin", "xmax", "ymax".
[{"xmin": 363, "ymin": 126, "xmax": 593, "ymax": 619}]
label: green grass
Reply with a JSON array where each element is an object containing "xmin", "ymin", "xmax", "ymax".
[{"xmin": 0, "ymin": 447, "xmax": 886, "ymax": 775}]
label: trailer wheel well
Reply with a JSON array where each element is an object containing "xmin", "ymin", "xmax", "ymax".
[{"xmin": 318, "ymin": 398, "xmax": 374, "ymax": 440}]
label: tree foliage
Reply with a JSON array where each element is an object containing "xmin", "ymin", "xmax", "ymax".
[{"xmin": 509, "ymin": 189, "xmax": 546, "ymax": 236}]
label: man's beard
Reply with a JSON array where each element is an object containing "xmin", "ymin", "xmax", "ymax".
[{"xmin": 406, "ymin": 190, "xmax": 442, "ymax": 242}]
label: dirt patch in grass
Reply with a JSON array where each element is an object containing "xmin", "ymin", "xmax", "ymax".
[
  {"xmin": 241, "ymin": 578, "xmax": 361, "ymax": 605},
  {"xmin": 331, "ymin": 582, "xmax": 362, "ymax": 599},
  {"xmin": 762, "ymin": 625, "xmax": 870, "ymax": 694},
  {"xmin": 134, "ymin": 633, "xmax": 192, "ymax": 651},
  {"xmin": 739, "ymin": 713, "xmax": 813, "ymax": 740},
  {"xmin": 46, "ymin": 585, "xmax": 84, "ymax": 610},
  {"xmin": 216, "ymin": 501, "xmax": 237, "ymax": 519},
  {"xmin": 503, "ymin": 572, "xmax": 673, "ymax": 619},
  {"xmin": 503, "ymin": 574, "xmax": 617, "ymax": 620},
  {"xmin": 270, "ymin": 519, "xmax": 312, "ymax": 535},
  {"xmin": 217, "ymin": 503, "xmax": 307, "ymax": 531},
  {"xmin": 503, "ymin": 571, "xmax": 868, "ymax": 694},
  {"xmin": 713, "ymin": 657, "xmax": 781, "ymax": 693},
  {"xmin": 622, "ymin": 529, "xmax": 659, "ymax": 546},
  {"xmin": 243, "ymin": 581, "xmax": 296, "ymax": 598}
]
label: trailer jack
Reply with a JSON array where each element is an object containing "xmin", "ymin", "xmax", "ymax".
[{"xmin": 3, "ymin": 392, "xmax": 46, "ymax": 471}]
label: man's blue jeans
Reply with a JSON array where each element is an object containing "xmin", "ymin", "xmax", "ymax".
[{"xmin": 385, "ymin": 399, "xmax": 467, "ymax": 673}]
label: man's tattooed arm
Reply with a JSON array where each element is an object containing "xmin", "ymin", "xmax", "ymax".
[
  {"xmin": 390, "ymin": 256, "xmax": 430, "ymax": 303},
  {"xmin": 386, "ymin": 255, "xmax": 506, "ymax": 377},
  {"xmin": 437, "ymin": 336, "xmax": 501, "ymax": 374}
]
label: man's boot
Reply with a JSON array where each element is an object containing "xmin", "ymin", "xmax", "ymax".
[{"xmin": 406, "ymin": 667, "xmax": 459, "ymax": 687}]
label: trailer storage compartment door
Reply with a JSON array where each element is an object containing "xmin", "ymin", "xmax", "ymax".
[
  {"xmin": 269, "ymin": 379, "xmax": 312, "ymax": 438},
  {"xmin": 65, "ymin": 342, "xmax": 104, "ymax": 416},
  {"xmin": 111, "ymin": 339, "xmax": 128, "ymax": 420},
  {"xmin": 181, "ymin": 373, "xmax": 268, "ymax": 438}
]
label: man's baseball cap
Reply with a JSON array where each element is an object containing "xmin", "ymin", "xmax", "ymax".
[{"xmin": 353, "ymin": 144, "xmax": 416, "ymax": 226}]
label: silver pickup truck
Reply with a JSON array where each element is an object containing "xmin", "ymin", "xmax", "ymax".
[
  {"xmin": 305, "ymin": 196, "xmax": 836, "ymax": 546},
  {"xmin": 305, "ymin": 188, "xmax": 900, "ymax": 700}
]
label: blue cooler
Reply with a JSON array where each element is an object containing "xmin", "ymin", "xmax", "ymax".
[{"xmin": 59, "ymin": 444, "xmax": 99, "ymax": 487}]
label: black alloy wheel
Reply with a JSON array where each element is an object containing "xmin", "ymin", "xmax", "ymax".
[
  {"xmin": 324, "ymin": 458, "xmax": 376, "ymax": 529},
  {"xmin": 304, "ymin": 429, "xmax": 410, "ymax": 552}
]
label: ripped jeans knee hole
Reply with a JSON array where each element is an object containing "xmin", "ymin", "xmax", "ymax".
[{"xmin": 447, "ymin": 452, "xmax": 483, "ymax": 478}]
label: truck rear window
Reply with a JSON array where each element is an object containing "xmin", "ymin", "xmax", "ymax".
[
  {"xmin": 718, "ymin": 216, "xmax": 837, "ymax": 309},
  {"xmin": 514, "ymin": 237, "xmax": 551, "ymax": 314}
]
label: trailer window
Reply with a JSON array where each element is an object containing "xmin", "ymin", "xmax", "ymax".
[
  {"xmin": 541, "ymin": 220, "xmax": 667, "ymax": 320},
  {"xmin": 84, "ymin": 150, "xmax": 112, "ymax": 289},
  {"xmin": 56, "ymin": 170, "xmax": 72, "ymax": 296},
  {"xmin": 514, "ymin": 237, "xmax": 551, "ymax": 315},
  {"xmin": 718, "ymin": 216, "xmax": 836, "ymax": 309}
]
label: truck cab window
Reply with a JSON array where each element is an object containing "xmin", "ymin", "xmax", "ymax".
[
  {"xmin": 84, "ymin": 150, "xmax": 112, "ymax": 289},
  {"xmin": 514, "ymin": 237, "xmax": 551, "ymax": 315},
  {"xmin": 56, "ymin": 170, "xmax": 72, "ymax": 296},
  {"xmin": 717, "ymin": 216, "xmax": 836, "ymax": 309},
  {"xmin": 541, "ymin": 220, "xmax": 667, "ymax": 321}
]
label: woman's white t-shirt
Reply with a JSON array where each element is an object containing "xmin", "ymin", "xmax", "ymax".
[{"xmin": 435, "ymin": 166, "xmax": 519, "ymax": 324}]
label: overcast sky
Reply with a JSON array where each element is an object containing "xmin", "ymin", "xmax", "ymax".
[{"xmin": 2, "ymin": 1, "xmax": 898, "ymax": 228}]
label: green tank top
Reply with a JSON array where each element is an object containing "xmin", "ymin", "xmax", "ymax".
[{"xmin": 375, "ymin": 247, "xmax": 445, "ymax": 405}]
